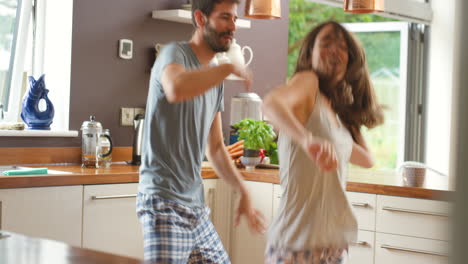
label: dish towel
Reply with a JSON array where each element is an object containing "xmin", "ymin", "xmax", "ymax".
[{"xmin": 3, "ymin": 168, "xmax": 48, "ymax": 176}]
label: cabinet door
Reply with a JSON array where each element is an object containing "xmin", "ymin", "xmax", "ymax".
[
  {"xmin": 272, "ymin": 184, "xmax": 281, "ymax": 219},
  {"xmin": 229, "ymin": 181, "xmax": 273, "ymax": 264},
  {"xmin": 0, "ymin": 186, "xmax": 83, "ymax": 247},
  {"xmin": 347, "ymin": 192, "xmax": 377, "ymax": 231},
  {"xmin": 348, "ymin": 230, "xmax": 375, "ymax": 264},
  {"xmin": 203, "ymin": 179, "xmax": 217, "ymax": 221},
  {"xmin": 82, "ymin": 183, "xmax": 143, "ymax": 259},
  {"xmin": 375, "ymin": 233, "xmax": 448, "ymax": 264}
]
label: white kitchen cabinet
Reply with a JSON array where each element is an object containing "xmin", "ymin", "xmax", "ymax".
[
  {"xmin": 272, "ymin": 184, "xmax": 281, "ymax": 219},
  {"xmin": 347, "ymin": 192, "xmax": 377, "ymax": 231},
  {"xmin": 348, "ymin": 230, "xmax": 375, "ymax": 264},
  {"xmin": 203, "ymin": 179, "xmax": 217, "ymax": 221},
  {"xmin": 82, "ymin": 183, "xmax": 144, "ymax": 259},
  {"xmin": 203, "ymin": 179, "xmax": 233, "ymax": 252},
  {"xmin": 229, "ymin": 181, "xmax": 274, "ymax": 264},
  {"xmin": 0, "ymin": 186, "xmax": 83, "ymax": 247},
  {"xmin": 375, "ymin": 232, "xmax": 448, "ymax": 264},
  {"xmin": 376, "ymin": 195, "xmax": 451, "ymax": 241}
]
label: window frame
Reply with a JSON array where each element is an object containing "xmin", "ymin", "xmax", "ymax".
[
  {"xmin": 2, "ymin": 0, "xmax": 73, "ymax": 132},
  {"xmin": 344, "ymin": 22, "xmax": 429, "ymax": 167},
  {"xmin": 343, "ymin": 21, "xmax": 410, "ymax": 168}
]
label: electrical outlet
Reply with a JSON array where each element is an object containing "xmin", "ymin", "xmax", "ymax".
[
  {"xmin": 134, "ymin": 107, "xmax": 145, "ymax": 117},
  {"xmin": 120, "ymin": 107, "xmax": 134, "ymax": 126}
]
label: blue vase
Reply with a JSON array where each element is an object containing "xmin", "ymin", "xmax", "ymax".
[{"xmin": 21, "ymin": 74, "xmax": 55, "ymax": 130}]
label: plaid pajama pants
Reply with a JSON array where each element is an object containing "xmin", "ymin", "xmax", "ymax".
[
  {"xmin": 137, "ymin": 193, "xmax": 230, "ymax": 264},
  {"xmin": 265, "ymin": 245, "xmax": 347, "ymax": 264}
]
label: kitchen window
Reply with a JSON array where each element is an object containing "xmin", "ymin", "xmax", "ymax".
[
  {"xmin": 289, "ymin": 0, "xmax": 429, "ymax": 170},
  {"xmin": 0, "ymin": 0, "xmax": 73, "ymax": 132}
]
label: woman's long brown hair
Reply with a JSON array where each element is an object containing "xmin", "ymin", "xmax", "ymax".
[{"xmin": 295, "ymin": 21, "xmax": 384, "ymax": 141}]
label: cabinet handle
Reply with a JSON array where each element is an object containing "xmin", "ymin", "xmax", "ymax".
[
  {"xmin": 91, "ymin": 194, "xmax": 137, "ymax": 200},
  {"xmin": 0, "ymin": 201, "xmax": 2, "ymax": 230},
  {"xmin": 351, "ymin": 241, "xmax": 370, "ymax": 247},
  {"xmin": 382, "ymin": 206, "xmax": 449, "ymax": 217},
  {"xmin": 352, "ymin": 202, "xmax": 370, "ymax": 208},
  {"xmin": 381, "ymin": 244, "xmax": 448, "ymax": 257},
  {"xmin": 208, "ymin": 188, "xmax": 216, "ymax": 221}
]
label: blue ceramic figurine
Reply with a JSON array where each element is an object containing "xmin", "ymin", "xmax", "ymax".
[{"xmin": 21, "ymin": 74, "xmax": 55, "ymax": 130}]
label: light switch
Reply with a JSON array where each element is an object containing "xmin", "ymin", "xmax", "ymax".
[{"xmin": 119, "ymin": 39, "xmax": 133, "ymax": 60}]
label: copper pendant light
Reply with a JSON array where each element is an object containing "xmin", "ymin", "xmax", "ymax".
[
  {"xmin": 344, "ymin": 0, "xmax": 384, "ymax": 13},
  {"xmin": 244, "ymin": 0, "xmax": 281, "ymax": 19}
]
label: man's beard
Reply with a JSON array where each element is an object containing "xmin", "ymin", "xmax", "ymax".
[{"xmin": 203, "ymin": 21, "xmax": 233, "ymax": 53}]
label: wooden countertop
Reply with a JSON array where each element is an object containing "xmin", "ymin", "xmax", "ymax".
[
  {"xmin": 0, "ymin": 231, "xmax": 144, "ymax": 264},
  {"xmin": 0, "ymin": 162, "xmax": 453, "ymax": 201}
]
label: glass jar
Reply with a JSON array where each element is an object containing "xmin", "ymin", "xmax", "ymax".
[{"xmin": 98, "ymin": 129, "xmax": 113, "ymax": 168}]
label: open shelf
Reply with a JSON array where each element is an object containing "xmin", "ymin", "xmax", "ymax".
[{"xmin": 152, "ymin": 9, "xmax": 251, "ymax": 29}]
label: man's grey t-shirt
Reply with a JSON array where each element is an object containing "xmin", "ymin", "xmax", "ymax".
[{"xmin": 139, "ymin": 41, "xmax": 224, "ymax": 207}]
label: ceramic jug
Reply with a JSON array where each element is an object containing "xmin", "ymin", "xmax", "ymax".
[{"xmin": 224, "ymin": 39, "xmax": 253, "ymax": 68}]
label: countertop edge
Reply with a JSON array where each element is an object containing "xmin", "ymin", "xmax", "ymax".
[{"xmin": 0, "ymin": 167, "xmax": 453, "ymax": 201}]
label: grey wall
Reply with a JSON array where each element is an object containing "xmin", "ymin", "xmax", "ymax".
[{"xmin": 0, "ymin": 0, "xmax": 289, "ymax": 147}]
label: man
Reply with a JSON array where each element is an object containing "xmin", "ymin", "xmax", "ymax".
[{"xmin": 137, "ymin": 0, "xmax": 266, "ymax": 263}]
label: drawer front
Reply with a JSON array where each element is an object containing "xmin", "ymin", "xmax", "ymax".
[
  {"xmin": 349, "ymin": 230, "xmax": 375, "ymax": 264},
  {"xmin": 376, "ymin": 195, "xmax": 451, "ymax": 240},
  {"xmin": 375, "ymin": 233, "xmax": 448, "ymax": 264},
  {"xmin": 347, "ymin": 192, "xmax": 376, "ymax": 231}
]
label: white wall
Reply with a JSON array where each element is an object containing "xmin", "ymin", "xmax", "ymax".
[{"xmin": 425, "ymin": 0, "xmax": 456, "ymax": 177}]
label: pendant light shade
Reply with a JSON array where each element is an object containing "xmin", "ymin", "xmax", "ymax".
[
  {"xmin": 344, "ymin": 0, "xmax": 384, "ymax": 13},
  {"xmin": 244, "ymin": 0, "xmax": 281, "ymax": 19}
]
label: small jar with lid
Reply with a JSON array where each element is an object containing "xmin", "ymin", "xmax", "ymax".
[{"xmin": 98, "ymin": 129, "xmax": 113, "ymax": 168}]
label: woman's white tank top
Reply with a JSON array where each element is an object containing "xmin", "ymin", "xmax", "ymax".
[{"xmin": 267, "ymin": 93, "xmax": 358, "ymax": 250}]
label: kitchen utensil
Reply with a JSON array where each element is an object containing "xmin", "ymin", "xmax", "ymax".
[
  {"xmin": 80, "ymin": 116, "xmax": 113, "ymax": 168},
  {"xmin": 215, "ymin": 39, "xmax": 253, "ymax": 80},
  {"xmin": 240, "ymin": 156, "xmax": 261, "ymax": 170},
  {"xmin": 131, "ymin": 114, "xmax": 145, "ymax": 165},
  {"xmin": 98, "ymin": 129, "xmax": 113, "ymax": 168},
  {"xmin": 229, "ymin": 93, "xmax": 263, "ymax": 144}
]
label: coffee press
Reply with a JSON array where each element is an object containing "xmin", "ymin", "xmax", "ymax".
[{"xmin": 80, "ymin": 116, "xmax": 113, "ymax": 168}]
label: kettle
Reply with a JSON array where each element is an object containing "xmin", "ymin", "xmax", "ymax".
[{"xmin": 131, "ymin": 114, "xmax": 145, "ymax": 165}]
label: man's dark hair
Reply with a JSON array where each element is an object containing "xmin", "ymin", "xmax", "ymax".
[{"xmin": 191, "ymin": 0, "xmax": 240, "ymax": 27}]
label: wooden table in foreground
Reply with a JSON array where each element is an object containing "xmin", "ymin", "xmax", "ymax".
[{"xmin": 0, "ymin": 231, "xmax": 147, "ymax": 264}]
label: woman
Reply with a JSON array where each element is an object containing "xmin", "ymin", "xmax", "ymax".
[{"xmin": 262, "ymin": 21, "xmax": 384, "ymax": 264}]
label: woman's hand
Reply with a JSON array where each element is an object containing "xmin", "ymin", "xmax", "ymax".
[
  {"xmin": 235, "ymin": 190, "xmax": 267, "ymax": 235},
  {"xmin": 302, "ymin": 133, "xmax": 338, "ymax": 172}
]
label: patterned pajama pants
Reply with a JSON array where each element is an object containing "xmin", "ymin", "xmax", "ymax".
[
  {"xmin": 265, "ymin": 245, "xmax": 347, "ymax": 264},
  {"xmin": 137, "ymin": 193, "xmax": 230, "ymax": 264}
]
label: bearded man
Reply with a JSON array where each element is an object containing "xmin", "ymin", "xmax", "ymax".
[{"xmin": 137, "ymin": 0, "xmax": 266, "ymax": 263}]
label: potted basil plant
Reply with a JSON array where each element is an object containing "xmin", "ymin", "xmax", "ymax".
[{"xmin": 232, "ymin": 118, "xmax": 276, "ymax": 168}]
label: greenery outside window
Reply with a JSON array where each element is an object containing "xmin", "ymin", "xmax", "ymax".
[{"xmin": 289, "ymin": 0, "xmax": 427, "ymax": 170}]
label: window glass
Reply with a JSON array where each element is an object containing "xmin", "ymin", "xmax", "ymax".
[
  {"xmin": 351, "ymin": 29, "xmax": 405, "ymax": 169},
  {"xmin": 289, "ymin": 0, "xmax": 409, "ymax": 170},
  {"xmin": 0, "ymin": 0, "xmax": 20, "ymax": 110}
]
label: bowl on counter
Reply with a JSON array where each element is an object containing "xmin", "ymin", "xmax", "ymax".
[{"xmin": 240, "ymin": 156, "xmax": 261, "ymax": 170}]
